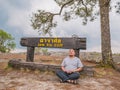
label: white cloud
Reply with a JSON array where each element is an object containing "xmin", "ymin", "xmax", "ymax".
[
  {"xmin": 1, "ymin": 0, "xmax": 120, "ymax": 53},
  {"xmin": 11, "ymin": 48, "xmax": 26, "ymax": 53},
  {"xmin": 30, "ymin": 0, "xmax": 59, "ymax": 13},
  {"xmin": 112, "ymin": 47, "xmax": 120, "ymax": 54},
  {"xmin": 86, "ymin": 40, "xmax": 120, "ymax": 53},
  {"xmin": 4, "ymin": 0, "xmax": 38, "ymax": 36},
  {"xmin": 5, "ymin": 0, "xmax": 60, "ymax": 36},
  {"xmin": 87, "ymin": 45, "xmax": 101, "ymax": 52},
  {"xmin": 111, "ymin": 40, "xmax": 120, "ymax": 53}
]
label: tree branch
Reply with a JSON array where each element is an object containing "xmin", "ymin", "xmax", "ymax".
[
  {"xmin": 81, "ymin": 0, "xmax": 88, "ymax": 16},
  {"xmin": 54, "ymin": 0, "xmax": 74, "ymax": 15},
  {"xmin": 53, "ymin": 0, "xmax": 89, "ymax": 16}
]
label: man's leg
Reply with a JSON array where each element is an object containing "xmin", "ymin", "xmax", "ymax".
[
  {"xmin": 68, "ymin": 72, "xmax": 80, "ymax": 80},
  {"xmin": 56, "ymin": 70, "xmax": 69, "ymax": 82}
]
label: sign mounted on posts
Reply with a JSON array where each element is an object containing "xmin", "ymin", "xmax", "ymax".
[
  {"xmin": 20, "ymin": 37, "xmax": 86, "ymax": 62},
  {"xmin": 20, "ymin": 37, "xmax": 86, "ymax": 49}
]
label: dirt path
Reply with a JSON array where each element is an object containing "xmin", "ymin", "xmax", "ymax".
[
  {"xmin": 0, "ymin": 68, "xmax": 120, "ymax": 90},
  {"xmin": 0, "ymin": 53, "xmax": 120, "ymax": 90},
  {"xmin": 0, "ymin": 70, "xmax": 115, "ymax": 90}
]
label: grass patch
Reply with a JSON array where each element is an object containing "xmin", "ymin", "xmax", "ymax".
[{"xmin": 4, "ymin": 63, "xmax": 13, "ymax": 70}]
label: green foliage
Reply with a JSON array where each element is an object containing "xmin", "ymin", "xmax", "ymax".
[
  {"xmin": 41, "ymin": 48, "xmax": 48, "ymax": 55},
  {"xmin": 31, "ymin": 10, "xmax": 57, "ymax": 36},
  {"xmin": 5, "ymin": 63, "xmax": 13, "ymax": 70},
  {"xmin": 31, "ymin": 0, "xmax": 120, "ymax": 36},
  {"xmin": 0, "ymin": 29, "xmax": 16, "ymax": 53},
  {"xmin": 31, "ymin": 0, "xmax": 98, "ymax": 35},
  {"xmin": 115, "ymin": 2, "xmax": 120, "ymax": 14},
  {"xmin": 35, "ymin": 47, "xmax": 41, "ymax": 54}
]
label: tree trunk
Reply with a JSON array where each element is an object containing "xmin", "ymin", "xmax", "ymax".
[{"xmin": 99, "ymin": 0, "xmax": 113, "ymax": 65}]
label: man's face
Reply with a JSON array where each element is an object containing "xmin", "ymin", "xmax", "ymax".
[{"xmin": 69, "ymin": 49, "xmax": 75, "ymax": 56}]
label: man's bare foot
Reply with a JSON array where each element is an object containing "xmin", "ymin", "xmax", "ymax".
[{"xmin": 67, "ymin": 80, "xmax": 78, "ymax": 84}]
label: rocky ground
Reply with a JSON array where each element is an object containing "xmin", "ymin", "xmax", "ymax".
[{"xmin": 0, "ymin": 53, "xmax": 120, "ymax": 90}]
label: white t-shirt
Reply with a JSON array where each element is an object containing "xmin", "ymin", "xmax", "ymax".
[{"xmin": 61, "ymin": 56, "xmax": 83, "ymax": 71}]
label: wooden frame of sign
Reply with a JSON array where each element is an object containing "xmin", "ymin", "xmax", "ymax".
[{"xmin": 20, "ymin": 37, "xmax": 86, "ymax": 62}]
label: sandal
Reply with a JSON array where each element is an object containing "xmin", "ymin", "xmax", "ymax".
[
  {"xmin": 67, "ymin": 80, "xmax": 72, "ymax": 83},
  {"xmin": 59, "ymin": 79, "xmax": 64, "ymax": 83},
  {"xmin": 73, "ymin": 80, "xmax": 78, "ymax": 84},
  {"xmin": 66, "ymin": 80, "xmax": 78, "ymax": 84},
  {"xmin": 69, "ymin": 80, "xmax": 78, "ymax": 84}
]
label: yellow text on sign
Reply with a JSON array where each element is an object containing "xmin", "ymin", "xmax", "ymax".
[
  {"xmin": 39, "ymin": 38, "xmax": 62, "ymax": 43},
  {"xmin": 38, "ymin": 38, "xmax": 63, "ymax": 48}
]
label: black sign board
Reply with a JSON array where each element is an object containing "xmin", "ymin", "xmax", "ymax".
[
  {"xmin": 20, "ymin": 37, "xmax": 86, "ymax": 49},
  {"xmin": 20, "ymin": 37, "xmax": 86, "ymax": 62}
]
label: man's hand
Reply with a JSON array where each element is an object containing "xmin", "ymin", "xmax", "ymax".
[
  {"xmin": 65, "ymin": 67, "xmax": 83, "ymax": 73},
  {"xmin": 65, "ymin": 70, "xmax": 74, "ymax": 74},
  {"xmin": 61, "ymin": 66, "xmax": 82, "ymax": 74}
]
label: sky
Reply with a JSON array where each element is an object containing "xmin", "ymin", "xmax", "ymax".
[{"xmin": 0, "ymin": 0, "xmax": 120, "ymax": 53}]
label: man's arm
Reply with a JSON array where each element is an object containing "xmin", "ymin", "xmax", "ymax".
[
  {"xmin": 72, "ymin": 67, "xmax": 83, "ymax": 72},
  {"xmin": 61, "ymin": 66, "xmax": 66, "ymax": 72}
]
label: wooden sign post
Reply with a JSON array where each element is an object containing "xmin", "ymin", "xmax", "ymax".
[{"xmin": 20, "ymin": 37, "xmax": 86, "ymax": 62}]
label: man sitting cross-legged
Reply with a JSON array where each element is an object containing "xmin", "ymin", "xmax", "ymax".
[{"xmin": 56, "ymin": 49, "xmax": 83, "ymax": 84}]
